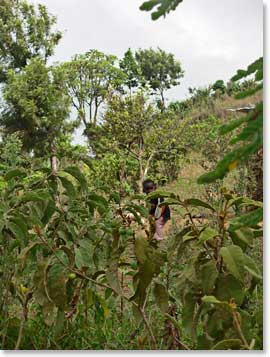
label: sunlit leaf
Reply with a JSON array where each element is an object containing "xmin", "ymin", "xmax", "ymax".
[
  {"xmin": 46, "ymin": 263, "xmax": 67, "ymax": 307},
  {"xmin": 220, "ymin": 245, "xmax": 245, "ymax": 282},
  {"xmin": 153, "ymin": 282, "xmax": 169, "ymax": 313},
  {"xmin": 64, "ymin": 166, "xmax": 88, "ymax": 192},
  {"xmin": 199, "ymin": 227, "xmax": 219, "ymax": 243},
  {"xmin": 184, "ymin": 198, "xmax": 215, "ymax": 211},
  {"xmin": 211, "ymin": 339, "xmax": 241, "ymax": 350},
  {"xmin": 18, "ymin": 241, "xmax": 41, "ymax": 270}
]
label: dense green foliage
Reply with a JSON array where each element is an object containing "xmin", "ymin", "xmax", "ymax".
[
  {"xmin": 198, "ymin": 58, "xmax": 263, "ymax": 184},
  {"xmin": 0, "ymin": 0, "xmax": 263, "ymax": 351},
  {"xmin": 0, "ymin": 0, "xmax": 61, "ymax": 82},
  {"xmin": 140, "ymin": 0, "xmax": 183, "ymax": 20}
]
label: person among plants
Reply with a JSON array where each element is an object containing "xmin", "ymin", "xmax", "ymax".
[{"xmin": 143, "ymin": 179, "xmax": 170, "ymax": 241}]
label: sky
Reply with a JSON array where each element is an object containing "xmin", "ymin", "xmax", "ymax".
[
  {"xmin": 30, "ymin": 0, "xmax": 263, "ymax": 144},
  {"xmin": 31, "ymin": 0, "xmax": 263, "ymax": 98}
]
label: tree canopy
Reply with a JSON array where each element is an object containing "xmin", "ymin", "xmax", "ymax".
[{"xmin": 0, "ymin": 0, "xmax": 61, "ymax": 82}]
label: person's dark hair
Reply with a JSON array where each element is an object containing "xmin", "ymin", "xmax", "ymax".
[{"xmin": 143, "ymin": 179, "xmax": 156, "ymax": 193}]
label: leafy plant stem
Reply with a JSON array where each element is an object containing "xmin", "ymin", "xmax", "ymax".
[
  {"xmin": 138, "ymin": 306, "xmax": 157, "ymax": 349},
  {"xmin": 14, "ymin": 292, "xmax": 33, "ymax": 350},
  {"xmin": 232, "ymin": 311, "xmax": 250, "ymax": 350}
]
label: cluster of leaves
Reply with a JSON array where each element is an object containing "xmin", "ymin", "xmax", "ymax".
[
  {"xmin": 0, "ymin": 0, "xmax": 61, "ymax": 82},
  {"xmin": 198, "ymin": 58, "xmax": 263, "ymax": 184},
  {"xmin": 0, "ymin": 58, "xmax": 72, "ymax": 154},
  {"xmin": 0, "ymin": 160, "xmax": 168, "ymax": 349},
  {"xmin": 146, "ymin": 188, "xmax": 263, "ymax": 349},
  {"xmin": 140, "ymin": 0, "xmax": 183, "ymax": 20},
  {"xmin": 0, "ymin": 0, "xmax": 263, "ymax": 350}
]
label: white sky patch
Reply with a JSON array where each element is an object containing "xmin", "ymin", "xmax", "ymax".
[{"xmin": 30, "ymin": 0, "xmax": 263, "ymax": 142}]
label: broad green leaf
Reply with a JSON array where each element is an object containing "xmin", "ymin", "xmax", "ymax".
[
  {"xmin": 211, "ymin": 339, "xmax": 241, "ymax": 350},
  {"xmin": 202, "ymin": 295, "xmax": 223, "ymax": 304},
  {"xmin": 33, "ymin": 259, "xmax": 51, "ymax": 306},
  {"xmin": 28, "ymin": 201, "xmax": 44, "ymax": 221},
  {"xmin": 46, "ymin": 263, "xmax": 67, "ymax": 307},
  {"xmin": 220, "ymin": 245, "xmax": 245, "ymax": 282},
  {"xmin": 184, "ymin": 198, "xmax": 215, "ymax": 211},
  {"xmin": 124, "ymin": 206, "xmax": 143, "ymax": 224},
  {"xmin": 153, "ymin": 282, "xmax": 169, "ymax": 313},
  {"xmin": 228, "ymin": 196, "xmax": 263, "ymax": 208},
  {"xmin": 4, "ymin": 169, "xmax": 26, "ymax": 181},
  {"xmin": 88, "ymin": 193, "xmax": 108, "ymax": 207},
  {"xmin": 106, "ymin": 246, "xmax": 124, "ymax": 295},
  {"xmin": 59, "ymin": 246, "xmax": 75, "ymax": 267},
  {"xmin": 159, "ymin": 197, "xmax": 181, "ymax": 206},
  {"xmin": 88, "ymin": 193, "xmax": 108, "ymax": 215},
  {"xmin": 105, "ymin": 287, "xmax": 113, "ymax": 300},
  {"xmin": 130, "ymin": 260, "xmax": 155, "ymax": 306},
  {"xmin": 207, "ymin": 309, "xmax": 232, "ymax": 339},
  {"xmin": 243, "ymin": 254, "xmax": 262, "ymax": 280},
  {"xmin": 19, "ymin": 190, "xmax": 51, "ymax": 204},
  {"xmin": 125, "ymin": 202, "xmax": 148, "ymax": 218},
  {"xmin": 7, "ymin": 221, "xmax": 27, "ymax": 242},
  {"xmin": 96, "ymin": 294, "xmax": 110, "ymax": 319},
  {"xmin": 199, "ymin": 227, "xmax": 219, "ymax": 243},
  {"xmin": 58, "ymin": 175, "xmax": 77, "ymax": 198},
  {"xmin": 42, "ymin": 302, "xmax": 55, "ymax": 326},
  {"xmin": 41, "ymin": 199, "xmax": 56, "ymax": 225},
  {"xmin": 239, "ymin": 309, "xmax": 253, "ymax": 342},
  {"xmin": 197, "ymin": 334, "xmax": 211, "ymax": 350},
  {"xmin": 131, "ymin": 246, "xmax": 165, "ymax": 307},
  {"xmin": 140, "ymin": 0, "xmax": 184, "ymax": 20},
  {"xmin": 182, "ymin": 293, "xmax": 196, "ymax": 336},
  {"xmin": 230, "ymin": 227, "xmax": 254, "ymax": 250},
  {"xmin": 18, "ymin": 241, "xmax": 41, "ymax": 270},
  {"xmin": 64, "ymin": 166, "xmax": 88, "ymax": 192},
  {"xmin": 130, "ymin": 193, "xmax": 145, "ymax": 200},
  {"xmin": 74, "ymin": 239, "xmax": 93, "ymax": 270},
  {"xmin": 197, "ymin": 260, "xmax": 218, "ymax": 294},
  {"xmin": 54, "ymin": 308, "xmax": 65, "ymax": 339},
  {"xmin": 183, "ymin": 231, "xmax": 197, "ymax": 242},
  {"xmin": 229, "ymin": 207, "xmax": 263, "ymax": 231},
  {"xmin": 255, "ymin": 308, "xmax": 263, "ymax": 328},
  {"xmin": 215, "ymin": 274, "xmax": 244, "ymax": 305},
  {"xmin": 132, "ymin": 304, "xmax": 143, "ymax": 324},
  {"xmin": 168, "ymin": 226, "xmax": 191, "ymax": 252},
  {"xmin": 134, "ymin": 236, "xmax": 148, "ymax": 264},
  {"xmin": 86, "ymin": 288, "xmax": 94, "ymax": 307},
  {"xmin": 147, "ymin": 190, "xmax": 173, "ymax": 199},
  {"xmin": 140, "ymin": 1, "xmax": 159, "ymax": 11}
]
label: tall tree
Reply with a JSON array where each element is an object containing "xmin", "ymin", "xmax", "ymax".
[
  {"xmin": 103, "ymin": 93, "xmax": 186, "ymax": 191},
  {"xmin": 135, "ymin": 47, "xmax": 184, "ymax": 109},
  {"xmin": 103, "ymin": 93, "xmax": 156, "ymax": 192},
  {"xmin": 0, "ymin": 58, "xmax": 72, "ymax": 162},
  {"xmin": 0, "ymin": 0, "xmax": 61, "ymax": 82},
  {"xmin": 119, "ymin": 48, "xmax": 141, "ymax": 95},
  {"xmin": 60, "ymin": 50, "xmax": 126, "ymax": 131}
]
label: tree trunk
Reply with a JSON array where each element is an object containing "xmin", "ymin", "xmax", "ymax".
[
  {"xmin": 50, "ymin": 145, "xmax": 58, "ymax": 177},
  {"xmin": 138, "ymin": 151, "xmax": 144, "ymax": 194},
  {"xmin": 160, "ymin": 89, "xmax": 165, "ymax": 112}
]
